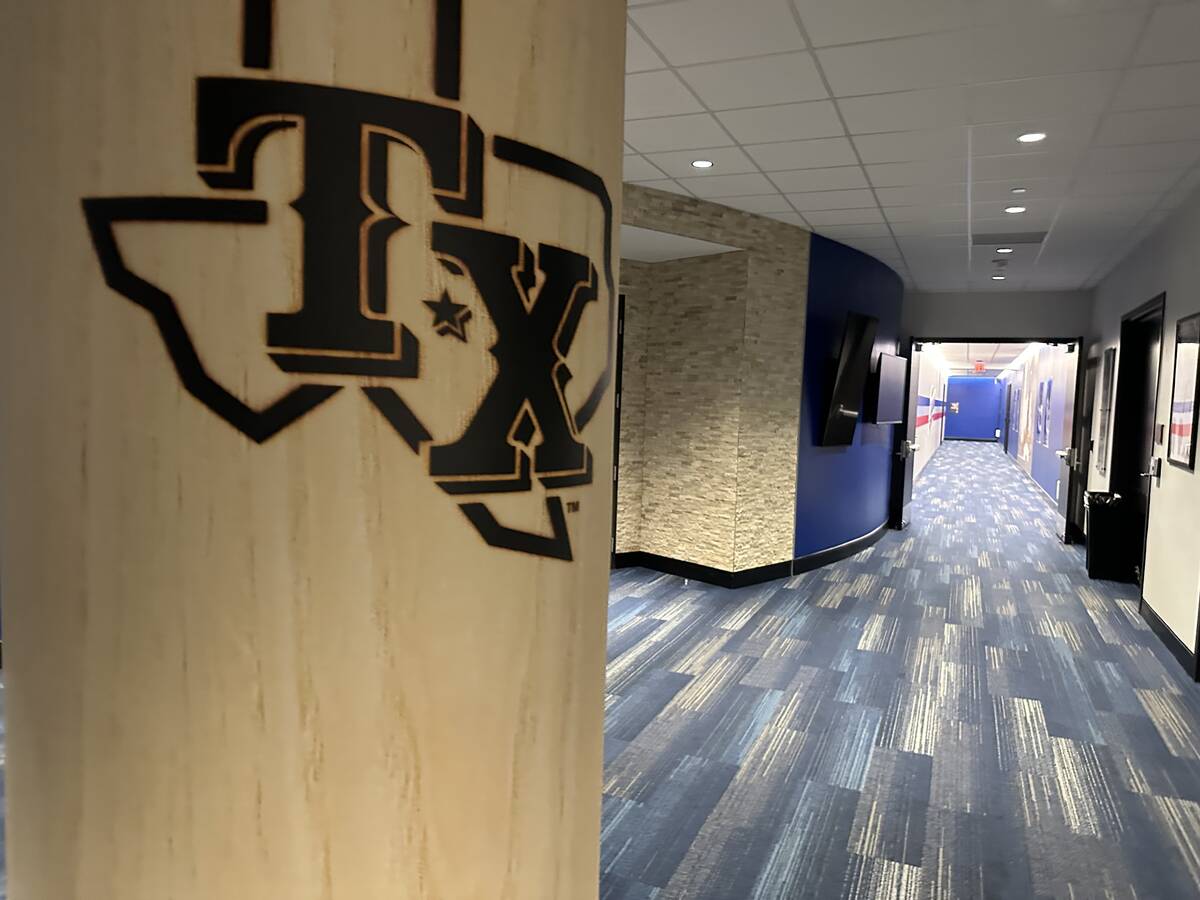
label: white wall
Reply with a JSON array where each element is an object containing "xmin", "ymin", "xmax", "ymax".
[
  {"xmin": 904, "ymin": 291, "xmax": 1094, "ymax": 342},
  {"xmin": 1088, "ymin": 184, "xmax": 1200, "ymax": 654},
  {"xmin": 913, "ymin": 348, "xmax": 948, "ymax": 480}
]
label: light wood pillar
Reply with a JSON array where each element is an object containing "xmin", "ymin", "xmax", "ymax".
[{"xmin": 0, "ymin": 1, "xmax": 623, "ymax": 897}]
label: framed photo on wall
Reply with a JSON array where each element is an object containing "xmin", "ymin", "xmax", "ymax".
[{"xmin": 1168, "ymin": 312, "xmax": 1200, "ymax": 470}]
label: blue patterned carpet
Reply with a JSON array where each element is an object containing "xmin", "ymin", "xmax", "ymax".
[{"xmin": 603, "ymin": 441, "xmax": 1200, "ymax": 899}]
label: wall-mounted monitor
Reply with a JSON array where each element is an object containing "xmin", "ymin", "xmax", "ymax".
[
  {"xmin": 821, "ymin": 312, "xmax": 879, "ymax": 446},
  {"xmin": 871, "ymin": 353, "xmax": 908, "ymax": 425}
]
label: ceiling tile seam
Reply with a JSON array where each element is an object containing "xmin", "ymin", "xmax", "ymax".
[
  {"xmin": 1080, "ymin": 156, "xmax": 1200, "ymax": 287},
  {"xmin": 966, "ymin": 125, "xmax": 977, "ymax": 290},
  {"xmin": 785, "ymin": 1, "xmax": 912, "ymax": 282},
  {"xmin": 1029, "ymin": 4, "xmax": 1164, "ymax": 282},
  {"xmin": 625, "ymin": 14, "xmax": 816, "ymax": 230}
]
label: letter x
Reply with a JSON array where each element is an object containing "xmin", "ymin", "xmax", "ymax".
[{"xmin": 428, "ymin": 223, "xmax": 597, "ymax": 492}]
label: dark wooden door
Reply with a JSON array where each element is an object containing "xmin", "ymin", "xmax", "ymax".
[{"xmin": 1112, "ymin": 298, "xmax": 1164, "ymax": 585}]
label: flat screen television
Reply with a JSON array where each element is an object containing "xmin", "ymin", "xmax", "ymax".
[
  {"xmin": 821, "ymin": 312, "xmax": 879, "ymax": 446},
  {"xmin": 871, "ymin": 353, "xmax": 908, "ymax": 425}
]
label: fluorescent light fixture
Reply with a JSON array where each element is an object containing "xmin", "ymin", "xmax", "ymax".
[
  {"xmin": 1011, "ymin": 187, "xmax": 1027, "ymax": 194},
  {"xmin": 1004, "ymin": 206, "xmax": 1026, "ymax": 214},
  {"xmin": 996, "ymin": 247, "xmax": 1014, "ymax": 253},
  {"xmin": 1017, "ymin": 132, "xmax": 1046, "ymax": 143},
  {"xmin": 991, "ymin": 275, "xmax": 1006, "ymax": 280},
  {"xmin": 691, "ymin": 159, "xmax": 714, "ymax": 169}
]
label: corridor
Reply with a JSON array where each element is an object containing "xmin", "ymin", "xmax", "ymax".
[{"xmin": 602, "ymin": 442, "xmax": 1200, "ymax": 899}]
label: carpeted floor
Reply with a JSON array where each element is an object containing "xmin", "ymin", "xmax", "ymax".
[{"xmin": 602, "ymin": 441, "xmax": 1200, "ymax": 899}]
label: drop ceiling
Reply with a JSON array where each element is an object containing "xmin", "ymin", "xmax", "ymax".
[
  {"xmin": 622, "ymin": 0, "xmax": 1200, "ymax": 292},
  {"xmin": 932, "ymin": 341, "xmax": 1031, "ymax": 370}
]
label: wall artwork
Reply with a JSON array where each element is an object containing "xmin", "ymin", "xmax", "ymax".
[
  {"xmin": 1096, "ymin": 347, "xmax": 1116, "ymax": 476},
  {"xmin": 1167, "ymin": 312, "xmax": 1200, "ymax": 470}
]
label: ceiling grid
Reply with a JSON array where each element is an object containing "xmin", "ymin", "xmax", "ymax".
[{"xmin": 622, "ymin": 0, "xmax": 1200, "ymax": 291}]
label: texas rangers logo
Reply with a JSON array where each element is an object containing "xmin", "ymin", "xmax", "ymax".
[{"xmin": 82, "ymin": 0, "xmax": 615, "ymax": 561}]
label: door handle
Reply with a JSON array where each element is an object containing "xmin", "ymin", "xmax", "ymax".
[{"xmin": 1140, "ymin": 459, "xmax": 1163, "ymax": 479}]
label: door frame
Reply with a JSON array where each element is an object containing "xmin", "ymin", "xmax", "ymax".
[
  {"xmin": 1110, "ymin": 293, "xmax": 1166, "ymax": 587},
  {"xmin": 611, "ymin": 294, "xmax": 626, "ymax": 567},
  {"xmin": 891, "ymin": 334, "xmax": 1088, "ymax": 542}
]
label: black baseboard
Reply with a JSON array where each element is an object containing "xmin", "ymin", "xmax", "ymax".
[
  {"xmin": 792, "ymin": 522, "xmax": 890, "ymax": 576},
  {"xmin": 613, "ymin": 521, "xmax": 890, "ymax": 589},
  {"xmin": 1139, "ymin": 598, "xmax": 1198, "ymax": 680},
  {"xmin": 944, "ymin": 437, "xmax": 999, "ymax": 443}
]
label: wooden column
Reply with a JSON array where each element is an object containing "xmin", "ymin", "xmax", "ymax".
[{"xmin": 0, "ymin": 1, "xmax": 623, "ymax": 897}]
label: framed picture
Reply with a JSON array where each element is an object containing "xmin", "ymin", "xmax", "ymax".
[{"xmin": 1168, "ymin": 312, "xmax": 1200, "ymax": 470}]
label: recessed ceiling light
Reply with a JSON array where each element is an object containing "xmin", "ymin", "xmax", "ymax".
[
  {"xmin": 1004, "ymin": 206, "xmax": 1027, "ymax": 214},
  {"xmin": 996, "ymin": 247, "xmax": 1014, "ymax": 253},
  {"xmin": 691, "ymin": 159, "xmax": 714, "ymax": 169},
  {"xmin": 1017, "ymin": 132, "xmax": 1046, "ymax": 143},
  {"xmin": 1011, "ymin": 187, "xmax": 1027, "ymax": 194},
  {"xmin": 991, "ymin": 275, "xmax": 1006, "ymax": 280}
]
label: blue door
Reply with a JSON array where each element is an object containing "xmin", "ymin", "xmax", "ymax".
[{"xmin": 945, "ymin": 375, "xmax": 1003, "ymax": 441}]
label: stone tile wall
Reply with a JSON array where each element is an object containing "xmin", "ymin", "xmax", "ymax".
[{"xmin": 616, "ymin": 185, "xmax": 811, "ymax": 571}]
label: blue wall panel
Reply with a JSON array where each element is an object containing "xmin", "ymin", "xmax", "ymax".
[
  {"xmin": 945, "ymin": 376, "xmax": 1003, "ymax": 441},
  {"xmin": 794, "ymin": 235, "xmax": 904, "ymax": 559}
]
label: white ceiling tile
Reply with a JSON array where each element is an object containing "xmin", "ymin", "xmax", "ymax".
[
  {"xmin": 1072, "ymin": 169, "xmax": 1182, "ymax": 196},
  {"xmin": 967, "ymin": 71, "xmax": 1120, "ymax": 123},
  {"xmin": 715, "ymin": 194, "xmax": 795, "ymax": 215},
  {"xmin": 969, "ymin": 118, "xmax": 1098, "ymax": 157},
  {"xmin": 625, "ymin": 71, "xmax": 705, "ymax": 120},
  {"xmin": 624, "ymin": 113, "xmax": 734, "ymax": 153},
  {"xmin": 971, "ymin": 152, "xmax": 1078, "ymax": 180},
  {"xmin": 968, "ymin": 12, "xmax": 1142, "ymax": 83},
  {"xmin": 678, "ymin": 52, "xmax": 828, "ymax": 110},
  {"xmin": 631, "ymin": 0, "xmax": 807, "ymax": 67},
  {"xmin": 889, "ymin": 221, "xmax": 968, "ymax": 236},
  {"xmin": 745, "ymin": 136, "xmax": 859, "ymax": 171},
  {"xmin": 817, "ymin": 32, "xmax": 971, "ymax": 97},
  {"xmin": 787, "ymin": 189, "xmax": 880, "ymax": 210},
  {"xmin": 882, "ymin": 204, "xmax": 967, "ymax": 223},
  {"xmin": 852, "ymin": 127, "xmax": 968, "ymax": 164},
  {"xmin": 626, "ymin": 25, "xmax": 666, "ymax": 73},
  {"xmin": 793, "ymin": 0, "xmax": 969, "ymax": 46},
  {"xmin": 805, "ymin": 207, "xmax": 886, "ymax": 226},
  {"xmin": 624, "ymin": 155, "xmax": 668, "ymax": 181},
  {"xmin": 682, "ymin": 172, "xmax": 780, "ymax": 198},
  {"xmin": 1096, "ymin": 107, "xmax": 1200, "ymax": 146},
  {"xmin": 626, "ymin": 179, "xmax": 695, "ymax": 197},
  {"xmin": 717, "ymin": 101, "xmax": 845, "ymax": 144},
  {"xmin": 1134, "ymin": 4, "xmax": 1200, "ymax": 65},
  {"xmin": 764, "ymin": 211, "xmax": 810, "ymax": 227},
  {"xmin": 816, "ymin": 223, "xmax": 895, "ymax": 238},
  {"xmin": 837, "ymin": 236, "xmax": 901, "ymax": 251},
  {"xmin": 644, "ymin": 146, "xmax": 759, "ymax": 178},
  {"xmin": 874, "ymin": 184, "xmax": 967, "ymax": 205},
  {"xmin": 770, "ymin": 166, "xmax": 871, "ymax": 192},
  {"xmin": 1081, "ymin": 142, "xmax": 1200, "ymax": 173},
  {"xmin": 865, "ymin": 158, "xmax": 969, "ymax": 186},
  {"xmin": 1112, "ymin": 62, "xmax": 1200, "ymax": 111},
  {"xmin": 839, "ymin": 87, "xmax": 970, "ymax": 135},
  {"xmin": 971, "ymin": 176, "xmax": 1071, "ymax": 201}
]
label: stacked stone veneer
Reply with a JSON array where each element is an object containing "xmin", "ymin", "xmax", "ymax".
[{"xmin": 616, "ymin": 184, "xmax": 811, "ymax": 572}]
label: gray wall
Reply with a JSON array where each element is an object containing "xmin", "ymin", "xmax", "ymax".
[
  {"xmin": 903, "ymin": 290, "xmax": 1094, "ymax": 342},
  {"xmin": 1087, "ymin": 184, "xmax": 1200, "ymax": 655}
]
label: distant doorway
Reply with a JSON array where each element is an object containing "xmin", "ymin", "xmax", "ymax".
[
  {"xmin": 1109, "ymin": 295, "xmax": 1165, "ymax": 586},
  {"xmin": 893, "ymin": 338, "xmax": 1086, "ymax": 542}
]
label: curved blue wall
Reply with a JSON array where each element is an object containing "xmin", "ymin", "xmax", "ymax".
[{"xmin": 794, "ymin": 235, "xmax": 904, "ymax": 559}]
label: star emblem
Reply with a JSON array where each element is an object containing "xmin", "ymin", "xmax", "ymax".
[{"xmin": 423, "ymin": 291, "xmax": 472, "ymax": 342}]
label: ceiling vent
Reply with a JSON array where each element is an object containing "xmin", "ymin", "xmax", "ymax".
[{"xmin": 972, "ymin": 231, "xmax": 1047, "ymax": 246}]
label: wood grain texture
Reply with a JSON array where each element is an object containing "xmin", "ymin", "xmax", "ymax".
[{"xmin": 0, "ymin": 1, "xmax": 624, "ymax": 897}]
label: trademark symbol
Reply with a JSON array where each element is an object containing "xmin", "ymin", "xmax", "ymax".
[{"xmin": 566, "ymin": 501, "xmax": 581, "ymax": 513}]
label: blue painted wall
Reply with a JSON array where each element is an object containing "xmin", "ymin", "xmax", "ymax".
[
  {"xmin": 1030, "ymin": 375, "xmax": 1067, "ymax": 500},
  {"xmin": 945, "ymin": 376, "xmax": 1003, "ymax": 440},
  {"xmin": 794, "ymin": 235, "xmax": 904, "ymax": 559}
]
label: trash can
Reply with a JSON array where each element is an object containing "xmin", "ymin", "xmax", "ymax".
[{"xmin": 1084, "ymin": 492, "xmax": 1125, "ymax": 581}]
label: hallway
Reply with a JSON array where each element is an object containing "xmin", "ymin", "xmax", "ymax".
[{"xmin": 603, "ymin": 442, "xmax": 1200, "ymax": 899}]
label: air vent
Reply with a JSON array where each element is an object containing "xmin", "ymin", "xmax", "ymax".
[{"xmin": 972, "ymin": 232, "xmax": 1047, "ymax": 246}]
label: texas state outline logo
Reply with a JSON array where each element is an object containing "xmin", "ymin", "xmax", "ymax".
[{"xmin": 81, "ymin": 0, "xmax": 615, "ymax": 562}]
